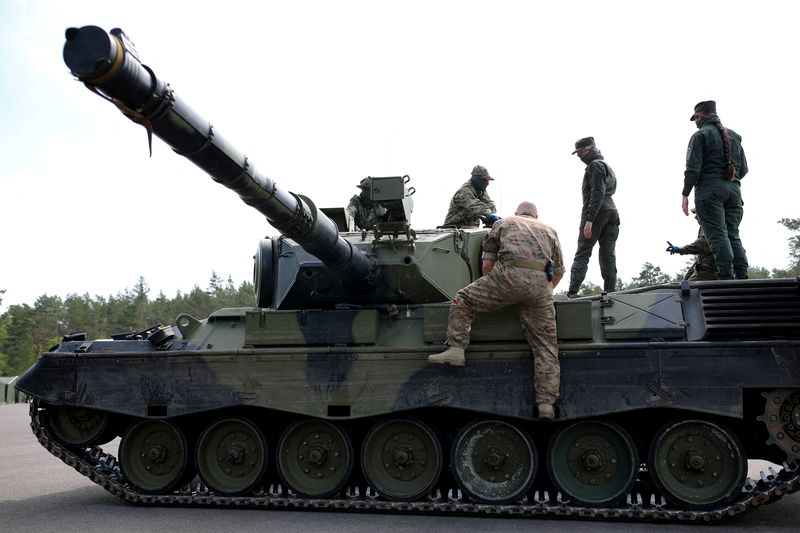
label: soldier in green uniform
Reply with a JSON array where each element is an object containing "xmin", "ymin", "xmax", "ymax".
[
  {"xmin": 666, "ymin": 210, "xmax": 719, "ymax": 281},
  {"xmin": 682, "ymin": 100, "xmax": 749, "ymax": 279},
  {"xmin": 429, "ymin": 201, "xmax": 565, "ymax": 420},
  {"xmin": 566, "ymin": 137, "xmax": 620, "ymax": 297},
  {"xmin": 346, "ymin": 178, "xmax": 381, "ymax": 230},
  {"xmin": 443, "ymin": 165, "xmax": 499, "ymax": 227}
]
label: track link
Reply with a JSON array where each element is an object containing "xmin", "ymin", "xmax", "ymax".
[{"xmin": 28, "ymin": 401, "xmax": 800, "ymax": 521}]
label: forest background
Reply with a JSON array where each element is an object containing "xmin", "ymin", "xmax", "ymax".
[{"xmin": 1, "ymin": 218, "xmax": 798, "ymax": 376}]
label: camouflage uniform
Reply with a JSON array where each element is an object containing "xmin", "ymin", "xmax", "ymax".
[
  {"xmin": 680, "ymin": 227, "xmax": 719, "ymax": 281},
  {"xmin": 346, "ymin": 194, "xmax": 379, "ymax": 230},
  {"xmin": 443, "ymin": 180, "xmax": 496, "ymax": 227},
  {"xmin": 446, "ymin": 215, "xmax": 565, "ymax": 404}
]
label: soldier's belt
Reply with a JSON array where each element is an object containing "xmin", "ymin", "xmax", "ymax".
[{"xmin": 502, "ymin": 259, "xmax": 547, "ymax": 271}]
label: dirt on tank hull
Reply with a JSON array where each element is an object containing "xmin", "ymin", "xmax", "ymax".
[{"xmin": 16, "ymin": 24, "xmax": 800, "ymax": 521}]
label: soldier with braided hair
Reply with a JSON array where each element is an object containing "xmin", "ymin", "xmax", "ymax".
[{"xmin": 682, "ymin": 101, "xmax": 749, "ymax": 280}]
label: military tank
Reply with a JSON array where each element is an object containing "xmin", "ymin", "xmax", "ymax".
[{"xmin": 16, "ymin": 25, "xmax": 800, "ymax": 521}]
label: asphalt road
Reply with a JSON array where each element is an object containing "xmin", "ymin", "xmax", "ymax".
[{"xmin": 2, "ymin": 403, "xmax": 799, "ymax": 533}]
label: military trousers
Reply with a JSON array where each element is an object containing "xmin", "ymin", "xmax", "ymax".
[
  {"xmin": 695, "ymin": 180, "xmax": 747, "ymax": 278},
  {"xmin": 685, "ymin": 263, "xmax": 719, "ymax": 282},
  {"xmin": 568, "ymin": 209, "xmax": 620, "ymax": 294},
  {"xmin": 446, "ymin": 266, "xmax": 560, "ymax": 404}
]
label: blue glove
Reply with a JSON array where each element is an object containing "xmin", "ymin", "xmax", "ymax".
[
  {"xmin": 665, "ymin": 241, "xmax": 682, "ymax": 255},
  {"xmin": 484, "ymin": 213, "xmax": 501, "ymax": 226}
]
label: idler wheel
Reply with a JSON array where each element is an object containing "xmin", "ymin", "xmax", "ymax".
[
  {"xmin": 451, "ymin": 419, "xmax": 536, "ymax": 504},
  {"xmin": 361, "ymin": 418, "xmax": 443, "ymax": 501},
  {"xmin": 47, "ymin": 404, "xmax": 113, "ymax": 447},
  {"xmin": 119, "ymin": 420, "xmax": 191, "ymax": 494},
  {"xmin": 547, "ymin": 420, "xmax": 638, "ymax": 506},
  {"xmin": 648, "ymin": 419, "xmax": 746, "ymax": 510},
  {"xmin": 196, "ymin": 417, "xmax": 267, "ymax": 495},
  {"xmin": 277, "ymin": 419, "xmax": 353, "ymax": 497}
]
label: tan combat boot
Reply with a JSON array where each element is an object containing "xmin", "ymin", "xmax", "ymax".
[
  {"xmin": 428, "ymin": 347, "xmax": 465, "ymax": 366},
  {"xmin": 537, "ymin": 403, "xmax": 555, "ymax": 421}
]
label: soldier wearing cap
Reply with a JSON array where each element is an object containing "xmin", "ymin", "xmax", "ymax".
[
  {"xmin": 346, "ymin": 178, "xmax": 381, "ymax": 231},
  {"xmin": 682, "ymin": 100, "xmax": 749, "ymax": 280},
  {"xmin": 429, "ymin": 201, "xmax": 565, "ymax": 420},
  {"xmin": 566, "ymin": 137, "xmax": 620, "ymax": 297},
  {"xmin": 443, "ymin": 165, "xmax": 499, "ymax": 227}
]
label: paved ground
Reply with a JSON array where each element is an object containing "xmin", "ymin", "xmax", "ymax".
[{"xmin": 1, "ymin": 403, "xmax": 799, "ymax": 532}]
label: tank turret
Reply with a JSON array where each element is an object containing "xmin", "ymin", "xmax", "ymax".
[{"xmin": 63, "ymin": 25, "xmax": 483, "ymax": 309}]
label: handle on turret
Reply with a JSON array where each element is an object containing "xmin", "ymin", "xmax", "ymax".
[{"xmin": 63, "ymin": 25, "xmax": 374, "ymax": 283}]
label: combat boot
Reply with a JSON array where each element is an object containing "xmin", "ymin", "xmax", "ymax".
[
  {"xmin": 537, "ymin": 403, "xmax": 555, "ymax": 421},
  {"xmin": 428, "ymin": 347, "xmax": 465, "ymax": 366}
]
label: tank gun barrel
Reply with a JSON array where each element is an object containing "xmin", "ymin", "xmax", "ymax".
[{"xmin": 62, "ymin": 25, "xmax": 373, "ymax": 283}]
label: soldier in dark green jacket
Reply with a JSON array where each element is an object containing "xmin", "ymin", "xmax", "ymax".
[
  {"xmin": 682, "ymin": 100, "xmax": 749, "ymax": 279},
  {"xmin": 567, "ymin": 137, "xmax": 620, "ymax": 297}
]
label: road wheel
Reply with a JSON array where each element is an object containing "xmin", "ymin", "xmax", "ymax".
[
  {"xmin": 451, "ymin": 419, "xmax": 536, "ymax": 504},
  {"xmin": 361, "ymin": 418, "xmax": 442, "ymax": 500}
]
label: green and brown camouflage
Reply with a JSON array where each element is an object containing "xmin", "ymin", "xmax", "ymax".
[{"xmin": 14, "ymin": 25, "xmax": 800, "ymax": 518}]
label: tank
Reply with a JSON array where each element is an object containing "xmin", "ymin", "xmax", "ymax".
[{"xmin": 16, "ymin": 25, "xmax": 800, "ymax": 521}]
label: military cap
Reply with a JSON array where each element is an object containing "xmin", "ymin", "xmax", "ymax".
[
  {"xmin": 471, "ymin": 165, "xmax": 494, "ymax": 180},
  {"xmin": 571, "ymin": 137, "xmax": 595, "ymax": 155},
  {"xmin": 357, "ymin": 177, "xmax": 370, "ymax": 189},
  {"xmin": 690, "ymin": 100, "xmax": 716, "ymax": 121}
]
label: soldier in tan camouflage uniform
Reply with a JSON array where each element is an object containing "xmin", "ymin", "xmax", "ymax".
[
  {"xmin": 666, "ymin": 209, "xmax": 719, "ymax": 281},
  {"xmin": 443, "ymin": 165, "xmax": 499, "ymax": 227},
  {"xmin": 429, "ymin": 201, "xmax": 565, "ymax": 420}
]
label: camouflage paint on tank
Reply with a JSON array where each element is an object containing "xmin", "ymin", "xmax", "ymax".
[{"xmin": 20, "ymin": 283, "xmax": 800, "ymax": 422}]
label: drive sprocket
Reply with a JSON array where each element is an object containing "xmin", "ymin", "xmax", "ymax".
[{"xmin": 759, "ymin": 389, "xmax": 800, "ymax": 460}]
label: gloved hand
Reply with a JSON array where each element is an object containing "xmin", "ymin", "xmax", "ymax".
[
  {"xmin": 482, "ymin": 213, "xmax": 501, "ymax": 226},
  {"xmin": 665, "ymin": 241, "xmax": 682, "ymax": 255}
]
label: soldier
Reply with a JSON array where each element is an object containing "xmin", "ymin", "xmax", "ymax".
[
  {"xmin": 346, "ymin": 178, "xmax": 381, "ymax": 231},
  {"xmin": 566, "ymin": 137, "xmax": 620, "ymax": 298},
  {"xmin": 429, "ymin": 201, "xmax": 565, "ymax": 420},
  {"xmin": 682, "ymin": 100, "xmax": 749, "ymax": 280},
  {"xmin": 443, "ymin": 165, "xmax": 500, "ymax": 227},
  {"xmin": 666, "ymin": 209, "xmax": 719, "ymax": 281}
]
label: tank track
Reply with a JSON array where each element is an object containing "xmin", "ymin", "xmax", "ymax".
[{"xmin": 29, "ymin": 401, "xmax": 800, "ymax": 522}]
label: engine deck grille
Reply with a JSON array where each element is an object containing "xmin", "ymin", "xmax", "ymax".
[{"xmin": 698, "ymin": 278, "xmax": 800, "ymax": 339}]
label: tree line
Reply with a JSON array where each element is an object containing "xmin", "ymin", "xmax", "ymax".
[
  {"xmin": 1, "ymin": 219, "xmax": 798, "ymax": 376},
  {"xmin": 0, "ymin": 273, "xmax": 253, "ymax": 375}
]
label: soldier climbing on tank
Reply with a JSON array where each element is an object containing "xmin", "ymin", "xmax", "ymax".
[
  {"xmin": 443, "ymin": 165, "xmax": 500, "ymax": 227},
  {"xmin": 429, "ymin": 201, "xmax": 564, "ymax": 420},
  {"xmin": 346, "ymin": 178, "xmax": 384, "ymax": 231},
  {"xmin": 666, "ymin": 208, "xmax": 719, "ymax": 281}
]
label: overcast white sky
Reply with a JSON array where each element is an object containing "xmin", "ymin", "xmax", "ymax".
[{"xmin": 1, "ymin": 0, "xmax": 798, "ymax": 312}]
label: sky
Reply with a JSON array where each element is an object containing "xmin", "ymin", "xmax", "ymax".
[{"xmin": 1, "ymin": 0, "xmax": 799, "ymax": 312}]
